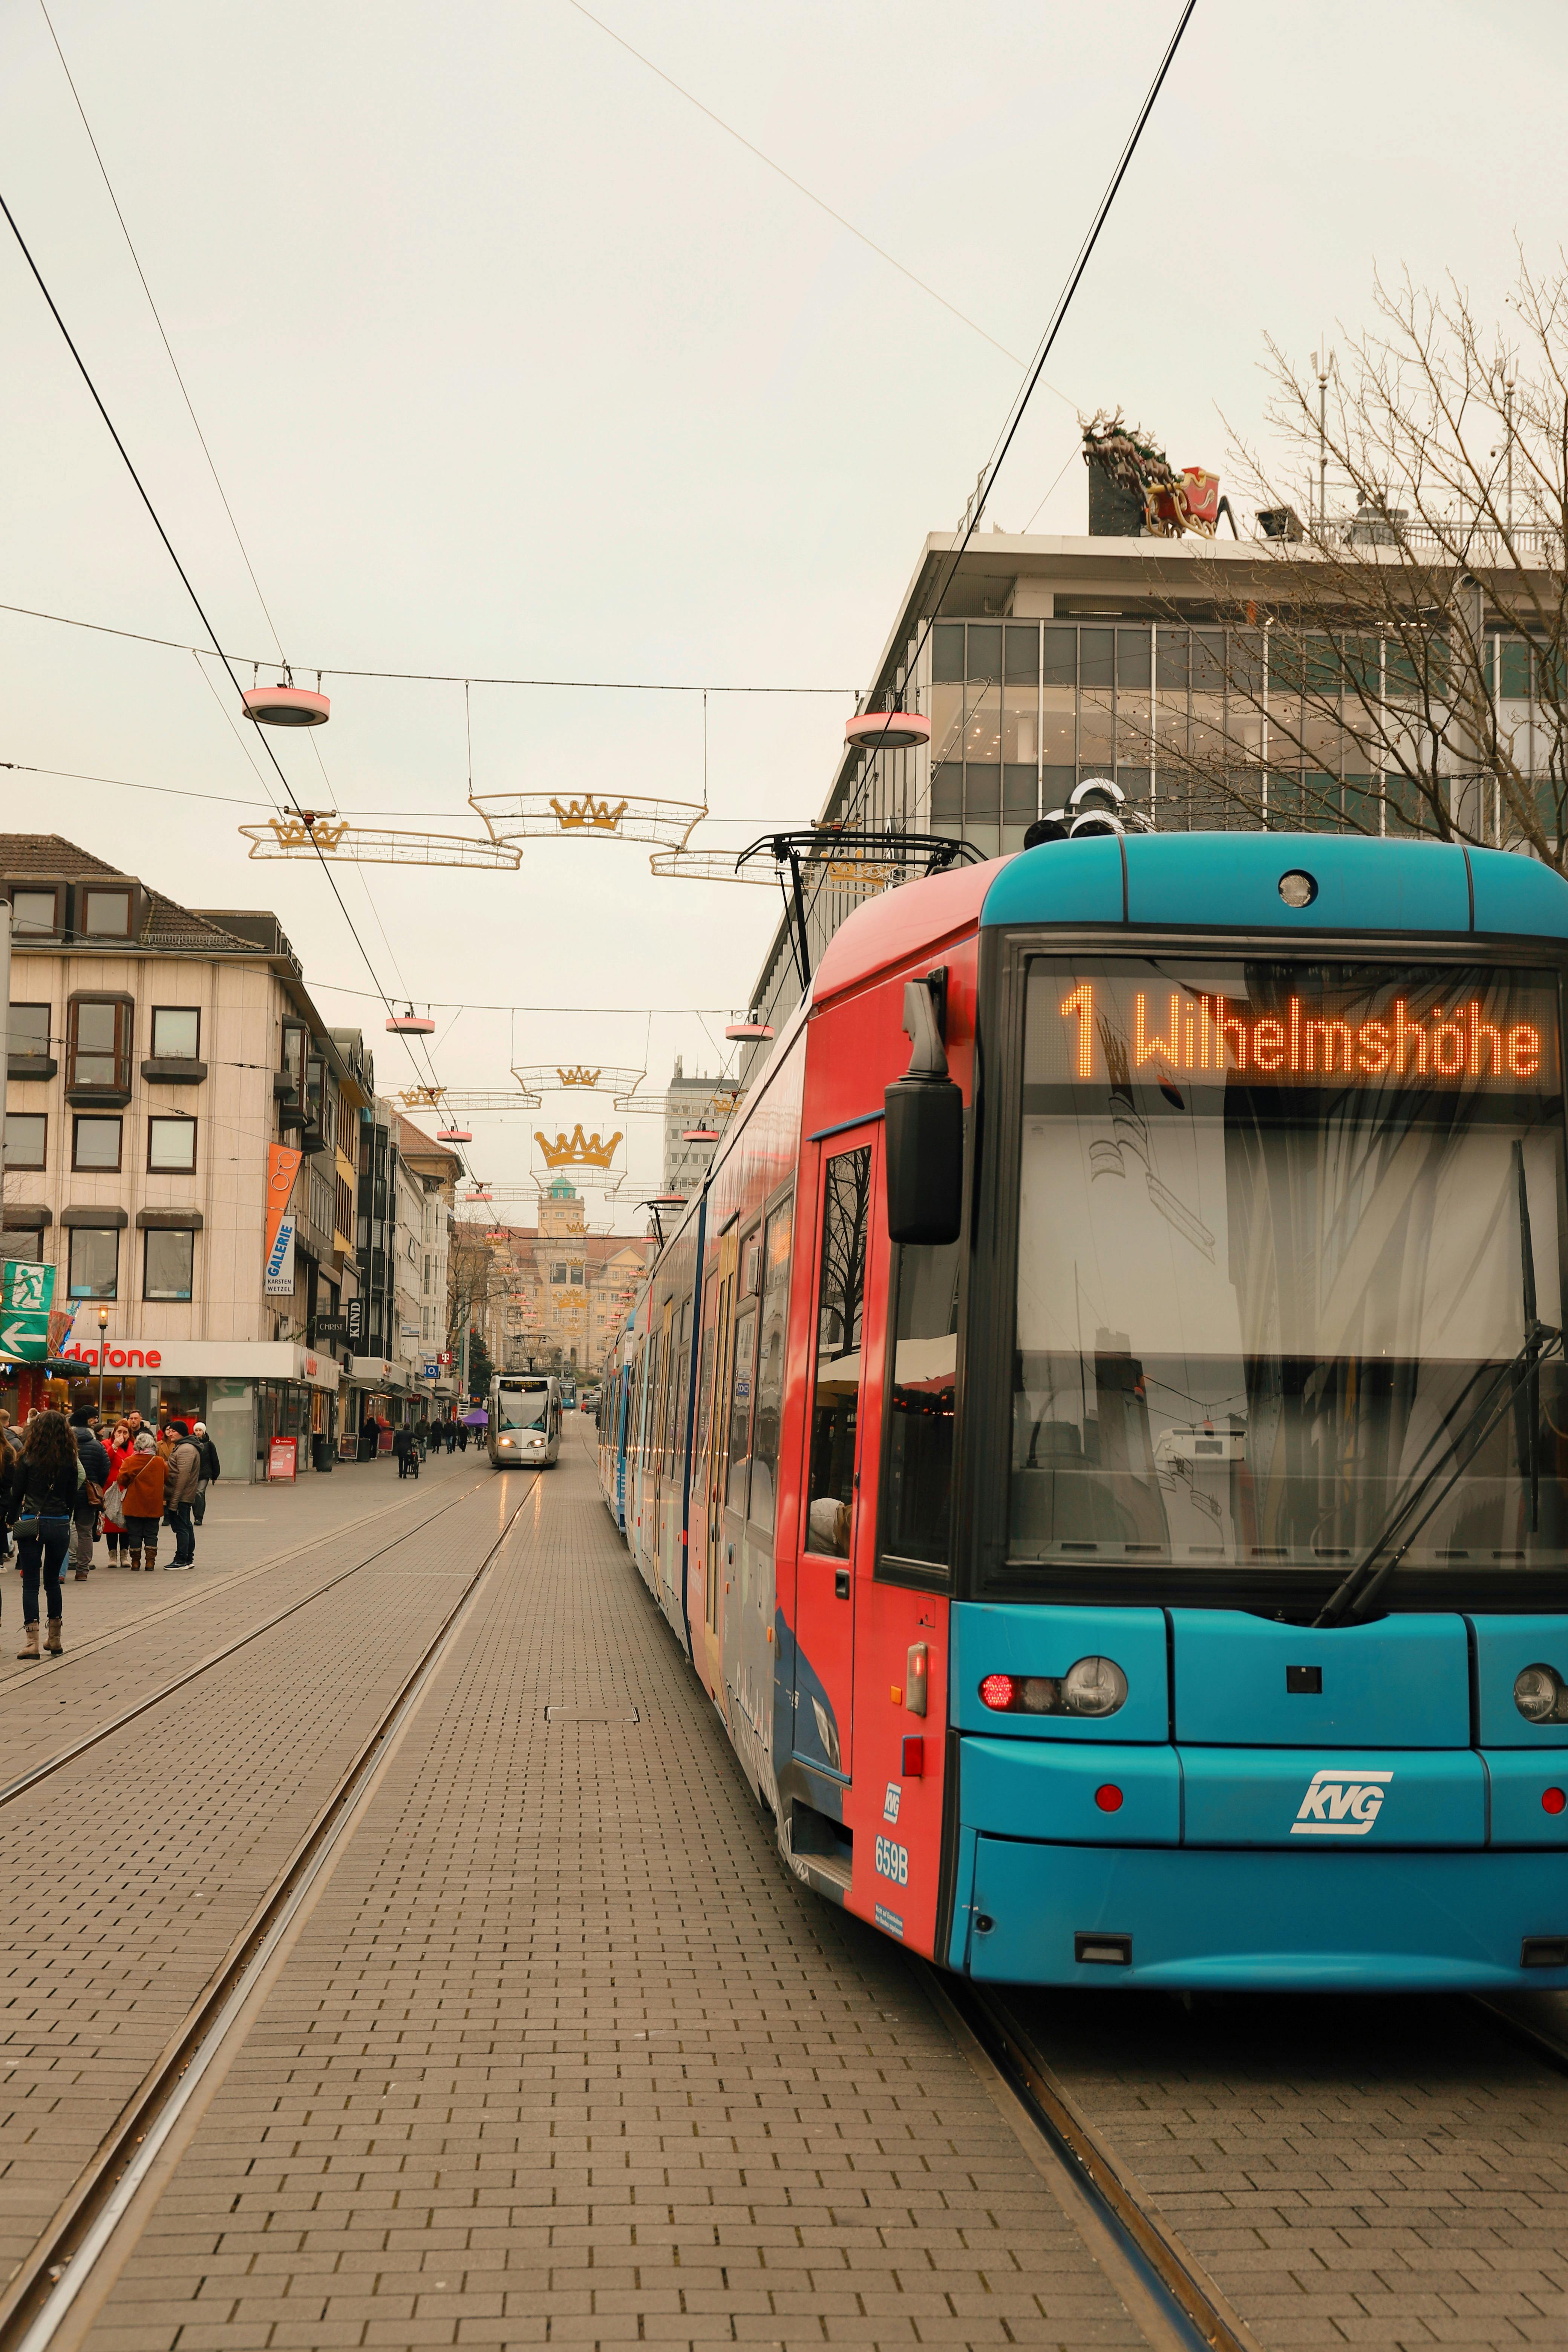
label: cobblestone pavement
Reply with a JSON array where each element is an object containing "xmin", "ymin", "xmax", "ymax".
[
  {"xmin": 81, "ymin": 1427, "xmax": 1145, "ymax": 2352},
  {"xmin": 0, "ymin": 1451, "xmax": 493, "ymax": 1780},
  {"xmin": 0, "ymin": 1453, "xmax": 509, "ymax": 2287},
  {"xmin": 1009, "ymin": 1986, "xmax": 1568, "ymax": 2352}
]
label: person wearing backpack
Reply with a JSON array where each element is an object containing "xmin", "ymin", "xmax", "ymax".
[
  {"xmin": 191, "ymin": 1421, "xmax": 220, "ymax": 1527},
  {"xmin": 11, "ymin": 1411, "xmax": 79, "ymax": 1656}
]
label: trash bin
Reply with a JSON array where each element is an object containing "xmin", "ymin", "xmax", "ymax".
[{"xmin": 311, "ymin": 1434, "xmax": 335, "ymax": 1473}]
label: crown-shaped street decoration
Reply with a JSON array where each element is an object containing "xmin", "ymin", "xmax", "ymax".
[
  {"xmin": 550, "ymin": 796, "xmax": 628, "ymax": 833},
  {"xmin": 534, "ymin": 1124, "xmax": 623, "ymax": 1171},
  {"xmin": 399, "ymin": 1086, "xmax": 444, "ymax": 1108},
  {"xmin": 511, "ymin": 1064, "xmax": 645, "ymax": 1102},
  {"xmin": 240, "ymin": 819, "xmax": 522, "ymax": 870},
  {"xmin": 469, "ymin": 791, "xmax": 706, "ymax": 850}
]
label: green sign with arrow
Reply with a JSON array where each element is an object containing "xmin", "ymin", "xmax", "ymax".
[{"xmin": 0, "ymin": 1262, "xmax": 58, "ymax": 1363}]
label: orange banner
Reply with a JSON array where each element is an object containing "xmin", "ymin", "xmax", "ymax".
[{"xmin": 265, "ymin": 1144, "xmax": 303, "ymax": 1272}]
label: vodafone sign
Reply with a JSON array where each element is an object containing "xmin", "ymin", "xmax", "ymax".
[{"xmin": 51, "ymin": 1338, "xmax": 338, "ymax": 1390}]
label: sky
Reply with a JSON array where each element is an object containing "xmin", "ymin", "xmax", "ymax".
[{"xmin": 1, "ymin": 0, "xmax": 1564, "ymax": 1224}]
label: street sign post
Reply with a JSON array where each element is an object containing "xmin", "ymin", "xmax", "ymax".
[{"xmin": 0, "ymin": 1262, "xmax": 59, "ymax": 1363}]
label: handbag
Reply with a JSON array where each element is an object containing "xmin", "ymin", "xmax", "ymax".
[{"xmin": 13, "ymin": 1510, "xmax": 40, "ymax": 1540}]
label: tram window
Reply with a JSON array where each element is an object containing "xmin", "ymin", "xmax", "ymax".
[
  {"xmin": 806, "ymin": 1146, "xmax": 871, "ymax": 1558},
  {"xmin": 694, "ymin": 1321, "xmax": 716, "ymax": 1469},
  {"xmin": 726, "ymin": 1303, "xmax": 758, "ymax": 1512},
  {"xmin": 672, "ymin": 1345, "xmax": 691, "ymax": 1473},
  {"xmin": 880, "ymin": 1238, "xmax": 960, "ymax": 1574},
  {"xmin": 749, "ymin": 1193, "xmax": 794, "ymax": 1534},
  {"xmin": 1008, "ymin": 953, "xmax": 1568, "ymax": 1592}
]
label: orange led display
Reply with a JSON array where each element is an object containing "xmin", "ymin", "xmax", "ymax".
[{"xmin": 1051, "ymin": 972, "xmax": 1558, "ymax": 1093}]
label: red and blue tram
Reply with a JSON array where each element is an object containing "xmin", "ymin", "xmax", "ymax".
[{"xmin": 599, "ymin": 830, "xmax": 1568, "ymax": 1988}]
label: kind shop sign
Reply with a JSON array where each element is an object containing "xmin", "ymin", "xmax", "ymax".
[{"xmin": 265, "ymin": 1144, "xmax": 303, "ymax": 1298}]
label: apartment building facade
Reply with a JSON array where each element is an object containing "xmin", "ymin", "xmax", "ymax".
[{"xmin": 0, "ymin": 837, "xmax": 369, "ymax": 1477}]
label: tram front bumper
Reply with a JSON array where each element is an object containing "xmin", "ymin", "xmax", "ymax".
[{"xmin": 951, "ymin": 1833, "xmax": 1568, "ymax": 1990}]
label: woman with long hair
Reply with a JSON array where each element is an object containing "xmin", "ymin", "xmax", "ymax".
[{"xmin": 12, "ymin": 1410, "xmax": 78, "ymax": 1658}]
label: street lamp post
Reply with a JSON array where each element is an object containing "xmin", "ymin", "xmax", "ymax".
[{"xmin": 96, "ymin": 1306, "xmax": 108, "ymax": 1422}]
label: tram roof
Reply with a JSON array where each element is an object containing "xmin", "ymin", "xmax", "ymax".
[{"xmin": 980, "ymin": 833, "xmax": 1568, "ymax": 939}]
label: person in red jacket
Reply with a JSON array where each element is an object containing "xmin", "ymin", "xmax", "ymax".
[{"xmin": 113, "ymin": 1432, "xmax": 168, "ymax": 1572}]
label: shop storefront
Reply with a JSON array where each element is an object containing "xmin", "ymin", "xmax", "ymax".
[
  {"xmin": 32, "ymin": 1338, "xmax": 341, "ymax": 1481},
  {"xmin": 343, "ymin": 1356, "xmax": 410, "ymax": 1456}
]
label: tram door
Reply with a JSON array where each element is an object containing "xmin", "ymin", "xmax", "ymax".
[
  {"xmin": 703, "ymin": 1230, "xmax": 740, "ymax": 1700},
  {"xmin": 792, "ymin": 1129, "xmax": 885, "ymax": 1783}
]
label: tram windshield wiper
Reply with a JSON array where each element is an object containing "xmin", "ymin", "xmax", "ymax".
[{"xmin": 1315, "ymin": 1139, "xmax": 1561, "ymax": 1629}]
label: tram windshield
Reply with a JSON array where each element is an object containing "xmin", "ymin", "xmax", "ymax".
[
  {"xmin": 1011, "ymin": 957, "xmax": 1568, "ymax": 1592},
  {"xmin": 495, "ymin": 1380, "xmax": 550, "ymax": 1430}
]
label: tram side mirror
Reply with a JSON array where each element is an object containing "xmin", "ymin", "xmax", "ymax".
[{"xmin": 885, "ymin": 972, "xmax": 963, "ymax": 1245}]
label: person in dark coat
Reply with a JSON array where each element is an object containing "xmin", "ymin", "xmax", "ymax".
[
  {"xmin": 12, "ymin": 1410, "xmax": 79, "ymax": 1657},
  {"xmin": 393, "ymin": 1424, "xmax": 418, "ymax": 1479},
  {"xmin": 456, "ymin": 1417, "xmax": 469, "ymax": 1453},
  {"xmin": 67, "ymin": 1407, "xmax": 110, "ymax": 1580},
  {"xmin": 191, "ymin": 1421, "xmax": 220, "ymax": 1525}
]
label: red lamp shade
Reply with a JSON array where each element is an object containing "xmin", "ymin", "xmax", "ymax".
[
  {"xmin": 386, "ymin": 1007, "xmax": 436, "ymax": 1034},
  {"xmin": 242, "ymin": 684, "xmax": 329, "ymax": 727},
  {"xmin": 436, "ymin": 1127, "xmax": 473, "ymax": 1143},
  {"xmin": 844, "ymin": 708, "xmax": 931, "ymax": 754},
  {"xmin": 724, "ymin": 1017, "xmax": 774, "ymax": 1041},
  {"xmin": 653, "ymin": 1192, "xmax": 686, "ymax": 1206},
  {"xmin": 682, "ymin": 1124, "xmax": 720, "ymax": 1142}
]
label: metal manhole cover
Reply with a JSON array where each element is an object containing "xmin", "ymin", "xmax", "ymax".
[{"xmin": 544, "ymin": 1705, "xmax": 641, "ymax": 1724}]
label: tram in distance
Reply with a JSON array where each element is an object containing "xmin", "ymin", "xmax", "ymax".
[
  {"xmin": 488, "ymin": 1374, "xmax": 561, "ymax": 1468},
  {"xmin": 599, "ymin": 829, "xmax": 1568, "ymax": 1990}
]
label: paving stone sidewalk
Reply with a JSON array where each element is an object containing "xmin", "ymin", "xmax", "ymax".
[
  {"xmin": 84, "ymin": 1431, "xmax": 1145, "ymax": 2352},
  {"xmin": 0, "ymin": 1465, "xmax": 513, "ymax": 2286},
  {"xmin": 1011, "ymin": 1983, "xmax": 1568, "ymax": 2352}
]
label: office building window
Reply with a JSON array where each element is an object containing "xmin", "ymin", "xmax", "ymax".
[
  {"xmin": 151, "ymin": 1006, "xmax": 200, "ymax": 1058},
  {"xmin": 144, "ymin": 1229, "xmax": 194, "ymax": 1302},
  {"xmin": 67, "ymin": 998, "xmax": 132, "ymax": 1091},
  {"xmin": 8, "ymin": 1003, "xmax": 50, "ymax": 1054},
  {"xmin": 2, "ymin": 1231, "xmax": 41, "ymax": 1263},
  {"xmin": 73, "ymin": 1115, "xmax": 122, "ymax": 1172},
  {"xmin": 68, "ymin": 1227, "xmax": 118, "ymax": 1300},
  {"xmin": 81, "ymin": 888, "xmax": 132, "ymax": 937},
  {"xmin": 4, "ymin": 1114, "xmax": 45, "ymax": 1170},
  {"xmin": 148, "ymin": 1117, "xmax": 197, "ymax": 1173},
  {"xmin": 10, "ymin": 888, "xmax": 60, "ymax": 936}
]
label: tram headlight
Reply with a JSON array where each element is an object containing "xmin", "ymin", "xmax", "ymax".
[
  {"xmin": 1061, "ymin": 1657, "xmax": 1129, "ymax": 1717},
  {"xmin": 1514, "ymin": 1663, "xmax": 1568, "ymax": 1723}
]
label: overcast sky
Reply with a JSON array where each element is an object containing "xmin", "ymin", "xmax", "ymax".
[{"xmin": 2, "ymin": 0, "xmax": 1563, "ymax": 1222}]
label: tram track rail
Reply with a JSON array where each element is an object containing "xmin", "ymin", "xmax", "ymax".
[
  {"xmin": 922, "ymin": 1968, "xmax": 1267, "ymax": 2352},
  {"xmin": 925, "ymin": 1968, "xmax": 1568, "ymax": 2352},
  {"xmin": 0, "ymin": 1470, "xmax": 539, "ymax": 2352},
  {"xmin": 0, "ymin": 1467, "xmax": 493, "ymax": 1810}
]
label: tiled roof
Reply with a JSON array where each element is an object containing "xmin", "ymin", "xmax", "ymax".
[{"xmin": 0, "ymin": 836, "xmax": 273, "ymax": 955}]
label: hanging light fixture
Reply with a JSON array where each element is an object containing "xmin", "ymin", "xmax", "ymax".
[
  {"xmin": 242, "ymin": 669, "xmax": 330, "ymax": 727},
  {"xmin": 386, "ymin": 1005, "xmax": 436, "ymax": 1034},
  {"xmin": 844, "ymin": 704, "xmax": 930, "ymax": 754},
  {"xmin": 682, "ymin": 1124, "xmax": 720, "ymax": 1142},
  {"xmin": 725, "ymin": 1010, "xmax": 774, "ymax": 1041},
  {"xmin": 465, "ymin": 1185, "xmax": 492, "ymax": 1202},
  {"xmin": 436, "ymin": 1126, "xmax": 473, "ymax": 1144}
]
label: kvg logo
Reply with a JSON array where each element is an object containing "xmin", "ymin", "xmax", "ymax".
[{"xmin": 1289, "ymin": 1768, "xmax": 1392, "ymax": 1837}]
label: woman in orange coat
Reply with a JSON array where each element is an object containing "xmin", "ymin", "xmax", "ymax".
[{"xmin": 113, "ymin": 1432, "xmax": 168, "ymax": 1572}]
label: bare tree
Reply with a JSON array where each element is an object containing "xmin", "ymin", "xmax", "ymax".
[{"xmin": 1114, "ymin": 257, "xmax": 1568, "ymax": 861}]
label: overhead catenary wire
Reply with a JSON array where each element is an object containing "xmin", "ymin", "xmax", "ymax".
[
  {"xmin": 565, "ymin": 0, "xmax": 1057, "ymax": 382},
  {"xmin": 819, "ymin": 0, "xmax": 1197, "ymax": 952},
  {"xmin": 0, "ymin": 188, "xmax": 475, "ymax": 1173},
  {"xmin": 0, "ymin": 598, "xmax": 851, "ymax": 693},
  {"xmin": 37, "ymin": 0, "xmax": 289, "ymax": 668}
]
